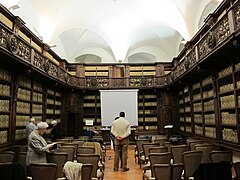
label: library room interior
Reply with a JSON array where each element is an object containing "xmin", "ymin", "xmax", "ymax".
[{"xmin": 1, "ymin": 0, "xmax": 240, "ymax": 179}]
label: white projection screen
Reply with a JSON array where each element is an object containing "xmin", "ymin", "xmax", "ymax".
[{"xmin": 100, "ymin": 89, "xmax": 138, "ymax": 126}]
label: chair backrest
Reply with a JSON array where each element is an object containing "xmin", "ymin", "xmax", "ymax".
[
  {"xmin": 171, "ymin": 145, "xmax": 189, "ymax": 164},
  {"xmin": 235, "ymin": 162, "xmax": 240, "ymax": 180},
  {"xmin": 210, "ymin": 150, "xmax": 232, "ymax": 163},
  {"xmin": 149, "ymin": 146, "xmax": 168, "ymax": 154},
  {"xmin": 0, "ymin": 151, "xmax": 15, "ymax": 163},
  {"xmin": 164, "ymin": 142, "xmax": 173, "ymax": 152},
  {"xmin": 189, "ymin": 141, "xmax": 204, "ymax": 151},
  {"xmin": 171, "ymin": 163, "xmax": 184, "ymax": 180},
  {"xmin": 47, "ymin": 152, "xmax": 68, "ymax": 178},
  {"xmin": 16, "ymin": 152, "xmax": 27, "ymax": 174},
  {"xmin": 155, "ymin": 137, "xmax": 168, "ymax": 146},
  {"xmin": 135, "ymin": 139, "xmax": 150, "ymax": 155},
  {"xmin": 30, "ymin": 163, "xmax": 57, "ymax": 180},
  {"xmin": 65, "ymin": 143, "xmax": 79, "ymax": 156},
  {"xmin": 77, "ymin": 146, "xmax": 95, "ymax": 154},
  {"xmin": 195, "ymin": 144, "xmax": 214, "ymax": 163},
  {"xmin": 63, "ymin": 161, "xmax": 92, "ymax": 180},
  {"xmin": 149, "ymin": 152, "xmax": 172, "ymax": 177},
  {"xmin": 186, "ymin": 137, "xmax": 200, "ymax": 146},
  {"xmin": 58, "ymin": 146, "xmax": 75, "ymax": 161},
  {"xmin": 71, "ymin": 140, "xmax": 86, "ymax": 147},
  {"xmin": 0, "ymin": 162, "xmax": 27, "ymax": 180},
  {"xmin": 82, "ymin": 164, "xmax": 93, "ymax": 180},
  {"xmin": 153, "ymin": 163, "xmax": 184, "ymax": 180},
  {"xmin": 83, "ymin": 142, "xmax": 103, "ymax": 159},
  {"xmin": 183, "ymin": 151, "xmax": 203, "ymax": 179},
  {"xmin": 56, "ymin": 139, "xmax": 71, "ymax": 143},
  {"xmin": 76, "ymin": 154, "xmax": 100, "ymax": 178},
  {"xmin": 142, "ymin": 143, "xmax": 159, "ymax": 160},
  {"xmin": 152, "ymin": 164, "xmax": 171, "ymax": 180}
]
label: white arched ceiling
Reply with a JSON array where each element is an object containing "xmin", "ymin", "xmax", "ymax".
[
  {"xmin": 55, "ymin": 28, "xmax": 115, "ymax": 63},
  {"xmin": 128, "ymin": 53, "xmax": 156, "ymax": 63},
  {"xmin": 194, "ymin": 0, "xmax": 223, "ymax": 34},
  {"xmin": 127, "ymin": 46, "xmax": 170, "ymax": 63},
  {"xmin": 74, "ymin": 47, "xmax": 115, "ymax": 63},
  {"xmin": 75, "ymin": 54, "xmax": 101, "ymax": 63},
  {"xmin": 6, "ymin": 0, "xmax": 224, "ymax": 63},
  {"xmin": 127, "ymin": 26, "xmax": 184, "ymax": 62}
]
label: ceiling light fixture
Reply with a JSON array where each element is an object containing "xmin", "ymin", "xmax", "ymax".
[
  {"xmin": 180, "ymin": 40, "xmax": 187, "ymax": 44},
  {"xmin": 8, "ymin": 4, "xmax": 19, "ymax": 10},
  {"xmin": 49, "ymin": 44, "xmax": 57, "ymax": 48}
]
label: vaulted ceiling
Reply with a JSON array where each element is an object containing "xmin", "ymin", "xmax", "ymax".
[{"xmin": 2, "ymin": 0, "xmax": 222, "ymax": 63}]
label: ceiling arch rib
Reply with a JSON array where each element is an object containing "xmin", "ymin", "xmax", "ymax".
[{"xmin": 198, "ymin": 2, "xmax": 218, "ymax": 29}]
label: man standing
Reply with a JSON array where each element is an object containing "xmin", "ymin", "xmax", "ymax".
[
  {"xmin": 26, "ymin": 117, "xmax": 37, "ymax": 137},
  {"xmin": 111, "ymin": 111, "xmax": 131, "ymax": 172},
  {"xmin": 50, "ymin": 120, "xmax": 62, "ymax": 142}
]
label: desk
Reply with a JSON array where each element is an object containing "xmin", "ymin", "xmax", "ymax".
[{"xmin": 101, "ymin": 128, "xmax": 136, "ymax": 144}]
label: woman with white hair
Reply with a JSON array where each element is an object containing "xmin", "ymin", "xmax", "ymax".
[{"xmin": 26, "ymin": 122, "xmax": 55, "ymax": 174}]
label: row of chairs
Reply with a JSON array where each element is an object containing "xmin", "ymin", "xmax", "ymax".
[
  {"xmin": 0, "ymin": 150, "xmax": 103, "ymax": 180},
  {"xmin": 0, "ymin": 139, "xmax": 105, "ymax": 180},
  {"xmin": 136, "ymin": 137, "xmax": 235, "ymax": 180}
]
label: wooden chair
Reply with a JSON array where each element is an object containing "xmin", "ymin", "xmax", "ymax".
[
  {"xmin": 82, "ymin": 164, "xmax": 93, "ymax": 180},
  {"xmin": 16, "ymin": 152, "xmax": 27, "ymax": 174},
  {"xmin": 72, "ymin": 140, "xmax": 86, "ymax": 147},
  {"xmin": 30, "ymin": 163, "xmax": 57, "ymax": 180},
  {"xmin": 171, "ymin": 163, "xmax": 184, "ymax": 180},
  {"xmin": 63, "ymin": 142, "xmax": 79, "ymax": 157},
  {"xmin": 56, "ymin": 139, "xmax": 71, "ymax": 143},
  {"xmin": 47, "ymin": 152, "xmax": 68, "ymax": 178},
  {"xmin": 58, "ymin": 145, "xmax": 75, "ymax": 161},
  {"xmin": 152, "ymin": 163, "xmax": 184, "ymax": 180},
  {"xmin": 77, "ymin": 146, "xmax": 95, "ymax": 154},
  {"xmin": 0, "ymin": 151, "xmax": 15, "ymax": 163},
  {"xmin": 0, "ymin": 162, "xmax": 27, "ymax": 180},
  {"xmin": 149, "ymin": 146, "xmax": 168, "ymax": 154},
  {"xmin": 234, "ymin": 162, "xmax": 240, "ymax": 180},
  {"xmin": 154, "ymin": 137, "xmax": 168, "ymax": 146},
  {"xmin": 195, "ymin": 144, "xmax": 214, "ymax": 163},
  {"xmin": 189, "ymin": 141, "xmax": 205, "ymax": 151},
  {"xmin": 152, "ymin": 164, "xmax": 170, "ymax": 180},
  {"xmin": 135, "ymin": 139, "xmax": 151, "ymax": 165},
  {"xmin": 63, "ymin": 161, "xmax": 93, "ymax": 180},
  {"xmin": 142, "ymin": 143, "xmax": 159, "ymax": 164},
  {"xmin": 143, "ymin": 152, "xmax": 172, "ymax": 180},
  {"xmin": 193, "ymin": 161, "xmax": 232, "ymax": 180},
  {"xmin": 164, "ymin": 142, "xmax": 173, "ymax": 152},
  {"xmin": 76, "ymin": 154, "xmax": 103, "ymax": 180},
  {"xmin": 210, "ymin": 150, "xmax": 232, "ymax": 163},
  {"xmin": 186, "ymin": 137, "xmax": 200, "ymax": 146},
  {"xmin": 171, "ymin": 145, "xmax": 189, "ymax": 164},
  {"xmin": 182, "ymin": 151, "xmax": 203, "ymax": 180}
]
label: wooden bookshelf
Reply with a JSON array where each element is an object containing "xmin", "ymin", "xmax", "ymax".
[
  {"xmin": 0, "ymin": 68, "xmax": 12, "ymax": 144},
  {"xmin": 138, "ymin": 90, "xmax": 158, "ymax": 131},
  {"xmin": 82, "ymin": 91, "xmax": 101, "ymax": 131},
  {"xmin": 84, "ymin": 65, "xmax": 110, "ymax": 77}
]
